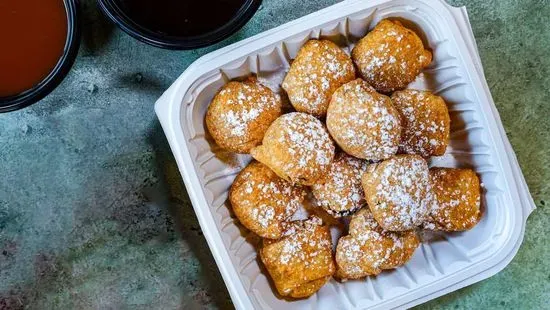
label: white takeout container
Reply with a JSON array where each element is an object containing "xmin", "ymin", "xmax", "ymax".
[{"xmin": 155, "ymin": 0, "xmax": 536, "ymax": 308}]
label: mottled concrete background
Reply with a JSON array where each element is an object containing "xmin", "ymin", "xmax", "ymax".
[{"xmin": 0, "ymin": 0, "xmax": 548, "ymax": 309}]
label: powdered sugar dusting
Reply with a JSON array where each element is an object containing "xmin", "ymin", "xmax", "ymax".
[
  {"xmin": 230, "ymin": 161, "xmax": 306, "ymax": 239},
  {"xmin": 312, "ymin": 153, "xmax": 368, "ymax": 217},
  {"xmin": 207, "ymin": 79, "xmax": 282, "ymax": 153},
  {"xmin": 336, "ymin": 208, "xmax": 419, "ymax": 279},
  {"xmin": 424, "ymin": 168, "xmax": 481, "ymax": 231},
  {"xmin": 276, "ymin": 216, "xmax": 332, "ymax": 266},
  {"xmin": 327, "ymin": 79, "xmax": 401, "ymax": 160},
  {"xmin": 282, "ymin": 113, "xmax": 333, "ymax": 168},
  {"xmin": 224, "ymin": 108, "xmax": 261, "ymax": 136},
  {"xmin": 220, "ymin": 87, "xmax": 277, "ymax": 137},
  {"xmin": 282, "ymin": 40, "xmax": 355, "ymax": 116},
  {"xmin": 352, "ymin": 19, "xmax": 431, "ymax": 92},
  {"xmin": 392, "ymin": 89, "xmax": 450, "ymax": 157},
  {"xmin": 363, "ymin": 155, "xmax": 431, "ymax": 231},
  {"xmin": 259, "ymin": 216, "xmax": 335, "ymax": 297},
  {"xmin": 254, "ymin": 112, "xmax": 335, "ymax": 185}
]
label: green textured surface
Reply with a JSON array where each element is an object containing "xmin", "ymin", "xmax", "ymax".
[{"xmin": 0, "ymin": 0, "xmax": 548, "ymax": 309}]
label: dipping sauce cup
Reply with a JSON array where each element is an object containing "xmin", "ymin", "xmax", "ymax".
[
  {"xmin": 0, "ymin": 0, "xmax": 80, "ymax": 113},
  {"xmin": 98, "ymin": 0, "xmax": 262, "ymax": 50}
]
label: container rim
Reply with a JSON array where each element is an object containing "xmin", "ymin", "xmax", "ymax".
[
  {"xmin": 0, "ymin": 0, "xmax": 81, "ymax": 113},
  {"xmin": 97, "ymin": 0, "xmax": 263, "ymax": 50}
]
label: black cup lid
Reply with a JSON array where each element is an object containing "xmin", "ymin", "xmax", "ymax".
[{"xmin": 98, "ymin": 0, "xmax": 262, "ymax": 50}]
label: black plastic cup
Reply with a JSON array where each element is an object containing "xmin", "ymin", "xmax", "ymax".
[
  {"xmin": 98, "ymin": 0, "xmax": 262, "ymax": 50},
  {"xmin": 0, "ymin": 0, "xmax": 81, "ymax": 113}
]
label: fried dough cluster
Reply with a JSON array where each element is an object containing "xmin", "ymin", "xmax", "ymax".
[
  {"xmin": 335, "ymin": 208, "xmax": 419, "ymax": 280},
  {"xmin": 326, "ymin": 78, "xmax": 402, "ymax": 161},
  {"xmin": 260, "ymin": 217, "xmax": 335, "ymax": 298},
  {"xmin": 229, "ymin": 161, "xmax": 306, "ymax": 239},
  {"xmin": 392, "ymin": 89, "xmax": 450, "ymax": 157},
  {"xmin": 206, "ymin": 78, "xmax": 282, "ymax": 153},
  {"xmin": 424, "ymin": 168, "xmax": 481, "ymax": 231},
  {"xmin": 251, "ymin": 112, "xmax": 335, "ymax": 186},
  {"xmin": 311, "ymin": 153, "xmax": 368, "ymax": 217},
  {"xmin": 352, "ymin": 19, "xmax": 432, "ymax": 93},
  {"xmin": 204, "ymin": 18, "xmax": 482, "ymax": 299},
  {"xmin": 362, "ymin": 155, "xmax": 432, "ymax": 231},
  {"xmin": 282, "ymin": 40, "xmax": 355, "ymax": 117}
]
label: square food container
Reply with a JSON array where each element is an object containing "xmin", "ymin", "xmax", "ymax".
[{"xmin": 154, "ymin": 0, "xmax": 536, "ymax": 308}]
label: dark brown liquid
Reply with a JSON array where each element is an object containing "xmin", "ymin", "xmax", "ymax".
[
  {"xmin": 116, "ymin": 0, "xmax": 247, "ymax": 37},
  {"xmin": 0, "ymin": 0, "xmax": 67, "ymax": 97}
]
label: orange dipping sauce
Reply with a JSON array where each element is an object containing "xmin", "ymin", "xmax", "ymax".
[{"xmin": 0, "ymin": 0, "xmax": 68, "ymax": 97}]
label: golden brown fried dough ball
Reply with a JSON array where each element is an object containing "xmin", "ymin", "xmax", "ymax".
[
  {"xmin": 362, "ymin": 155, "xmax": 432, "ymax": 231},
  {"xmin": 326, "ymin": 79, "xmax": 401, "ymax": 161},
  {"xmin": 352, "ymin": 19, "xmax": 432, "ymax": 93},
  {"xmin": 251, "ymin": 112, "xmax": 335, "ymax": 186},
  {"xmin": 260, "ymin": 216, "xmax": 335, "ymax": 298},
  {"xmin": 335, "ymin": 208, "xmax": 419, "ymax": 280},
  {"xmin": 391, "ymin": 89, "xmax": 450, "ymax": 157},
  {"xmin": 282, "ymin": 40, "xmax": 356, "ymax": 117},
  {"xmin": 205, "ymin": 78, "xmax": 282, "ymax": 153},
  {"xmin": 229, "ymin": 161, "xmax": 306, "ymax": 239},
  {"xmin": 311, "ymin": 153, "xmax": 368, "ymax": 217},
  {"xmin": 423, "ymin": 168, "xmax": 481, "ymax": 231},
  {"xmin": 335, "ymin": 232, "xmax": 384, "ymax": 279}
]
